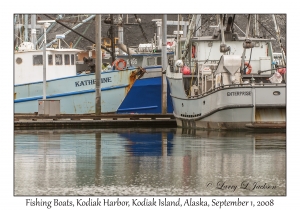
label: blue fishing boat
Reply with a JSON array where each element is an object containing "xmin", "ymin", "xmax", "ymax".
[
  {"xmin": 76, "ymin": 50, "xmax": 175, "ymax": 114},
  {"xmin": 75, "ymin": 16, "xmax": 189, "ymax": 114},
  {"xmin": 115, "ymin": 51, "xmax": 174, "ymax": 114}
]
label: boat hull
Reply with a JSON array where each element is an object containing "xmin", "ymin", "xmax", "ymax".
[
  {"xmin": 117, "ymin": 77, "xmax": 173, "ymax": 113},
  {"xmin": 14, "ymin": 67, "xmax": 175, "ymax": 114},
  {"xmin": 168, "ymin": 76, "xmax": 286, "ymax": 130},
  {"xmin": 14, "ymin": 69, "xmax": 137, "ymax": 114}
]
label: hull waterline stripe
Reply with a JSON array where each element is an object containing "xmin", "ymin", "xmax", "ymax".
[{"xmin": 117, "ymin": 106, "xmax": 158, "ymax": 112}]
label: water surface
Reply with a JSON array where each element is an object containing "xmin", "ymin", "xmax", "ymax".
[{"xmin": 14, "ymin": 128, "xmax": 286, "ymax": 196}]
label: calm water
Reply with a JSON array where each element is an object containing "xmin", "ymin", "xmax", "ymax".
[{"xmin": 14, "ymin": 128, "xmax": 286, "ymax": 196}]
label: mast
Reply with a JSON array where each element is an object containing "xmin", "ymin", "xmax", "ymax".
[
  {"xmin": 31, "ymin": 15, "xmax": 37, "ymax": 49},
  {"xmin": 175, "ymin": 15, "xmax": 180, "ymax": 60},
  {"xmin": 156, "ymin": 20, "xmax": 162, "ymax": 49},
  {"xmin": 219, "ymin": 14, "xmax": 230, "ymax": 54},
  {"xmin": 118, "ymin": 14, "xmax": 124, "ymax": 55},
  {"xmin": 272, "ymin": 14, "xmax": 286, "ymax": 66},
  {"xmin": 161, "ymin": 15, "xmax": 167, "ymax": 114},
  {"xmin": 95, "ymin": 15, "xmax": 102, "ymax": 115},
  {"xmin": 43, "ymin": 43, "xmax": 46, "ymax": 99},
  {"xmin": 24, "ymin": 15, "xmax": 28, "ymax": 42},
  {"xmin": 254, "ymin": 14, "xmax": 259, "ymax": 37},
  {"xmin": 195, "ymin": 14, "xmax": 201, "ymax": 37},
  {"xmin": 241, "ymin": 14, "xmax": 253, "ymax": 74},
  {"xmin": 219, "ymin": 15, "xmax": 225, "ymax": 54},
  {"xmin": 110, "ymin": 14, "xmax": 116, "ymax": 63},
  {"xmin": 181, "ymin": 15, "xmax": 196, "ymax": 60}
]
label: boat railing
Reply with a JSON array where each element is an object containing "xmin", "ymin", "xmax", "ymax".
[{"xmin": 187, "ymin": 81, "xmax": 286, "ymax": 99}]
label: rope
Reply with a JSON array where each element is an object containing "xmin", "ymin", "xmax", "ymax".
[
  {"xmin": 134, "ymin": 14, "xmax": 149, "ymax": 43},
  {"xmin": 193, "ymin": 15, "xmax": 213, "ymax": 34},
  {"xmin": 204, "ymin": 45, "xmax": 213, "ymax": 64},
  {"xmin": 43, "ymin": 14, "xmax": 112, "ymax": 55},
  {"xmin": 242, "ymin": 14, "xmax": 277, "ymax": 40}
]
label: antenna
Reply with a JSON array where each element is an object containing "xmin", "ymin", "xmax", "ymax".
[{"xmin": 37, "ymin": 20, "xmax": 55, "ymax": 45}]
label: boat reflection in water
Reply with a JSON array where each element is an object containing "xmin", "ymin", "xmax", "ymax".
[{"xmin": 14, "ymin": 128, "xmax": 285, "ymax": 196}]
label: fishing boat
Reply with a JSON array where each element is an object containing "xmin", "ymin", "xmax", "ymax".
[
  {"xmin": 76, "ymin": 43, "xmax": 175, "ymax": 114},
  {"xmin": 115, "ymin": 45, "xmax": 175, "ymax": 114},
  {"xmin": 14, "ymin": 14, "xmax": 175, "ymax": 115},
  {"xmin": 14, "ymin": 15, "xmax": 140, "ymax": 114},
  {"xmin": 14, "ymin": 42, "xmax": 139, "ymax": 114},
  {"xmin": 166, "ymin": 14, "xmax": 286, "ymax": 130},
  {"xmin": 115, "ymin": 18, "xmax": 192, "ymax": 114},
  {"xmin": 72, "ymin": 46, "xmax": 175, "ymax": 115},
  {"xmin": 73, "ymin": 17, "xmax": 181, "ymax": 114}
]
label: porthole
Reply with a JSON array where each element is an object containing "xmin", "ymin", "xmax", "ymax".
[
  {"xmin": 273, "ymin": 91, "xmax": 280, "ymax": 96},
  {"xmin": 16, "ymin": 57, "xmax": 22, "ymax": 64}
]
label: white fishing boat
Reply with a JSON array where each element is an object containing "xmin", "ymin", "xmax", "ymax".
[
  {"xmin": 14, "ymin": 43, "xmax": 139, "ymax": 114},
  {"xmin": 14, "ymin": 15, "xmax": 139, "ymax": 114},
  {"xmin": 166, "ymin": 14, "xmax": 286, "ymax": 130}
]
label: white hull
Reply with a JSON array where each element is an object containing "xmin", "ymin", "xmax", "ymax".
[
  {"xmin": 166, "ymin": 14, "xmax": 286, "ymax": 130},
  {"xmin": 14, "ymin": 70, "xmax": 137, "ymax": 114},
  {"xmin": 167, "ymin": 74, "xmax": 286, "ymax": 130}
]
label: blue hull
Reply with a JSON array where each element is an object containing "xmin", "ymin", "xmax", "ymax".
[
  {"xmin": 118, "ymin": 131, "xmax": 174, "ymax": 156},
  {"xmin": 117, "ymin": 77, "xmax": 173, "ymax": 113}
]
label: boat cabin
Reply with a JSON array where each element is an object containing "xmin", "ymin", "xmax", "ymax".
[{"xmin": 14, "ymin": 42, "xmax": 82, "ymax": 85}]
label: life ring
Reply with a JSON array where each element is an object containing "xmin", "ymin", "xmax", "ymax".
[
  {"xmin": 113, "ymin": 59, "xmax": 127, "ymax": 70},
  {"xmin": 244, "ymin": 62, "xmax": 252, "ymax": 74}
]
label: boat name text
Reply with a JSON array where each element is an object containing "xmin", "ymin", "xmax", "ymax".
[
  {"xmin": 227, "ymin": 91, "xmax": 251, "ymax": 96},
  {"xmin": 126, "ymin": 58, "xmax": 138, "ymax": 65},
  {"xmin": 75, "ymin": 77, "xmax": 112, "ymax": 87}
]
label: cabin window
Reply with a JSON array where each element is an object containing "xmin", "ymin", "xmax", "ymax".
[
  {"xmin": 33, "ymin": 55, "xmax": 43, "ymax": 66},
  {"xmin": 64, "ymin": 54, "xmax": 70, "ymax": 65},
  {"xmin": 33, "ymin": 55, "xmax": 43, "ymax": 65},
  {"xmin": 71, "ymin": 54, "xmax": 75, "ymax": 65},
  {"xmin": 48, "ymin": 55, "xmax": 53, "ymax": 65},
  {"xmin": 147, "ymin": 57, "xmax": 155, "ymax": 66},
  {"xmin": 55, "ymin": 54, "xmax": 63, "ymax": 65},
  {"xmin": 157, "ymin": 57, "xmax": 162, "ymax": 65},
  {"xmin": 16, "ymin": 57, "xmax": 22, "ymax": 64}
]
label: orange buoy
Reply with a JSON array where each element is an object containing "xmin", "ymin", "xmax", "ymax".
[
  {"xmin": 244, "ymin": 61, "xmax": 252, "ymax": 74},
  {"xmin": 182, "ymin": 66, "xmax": 191, "ymax": 75}
]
